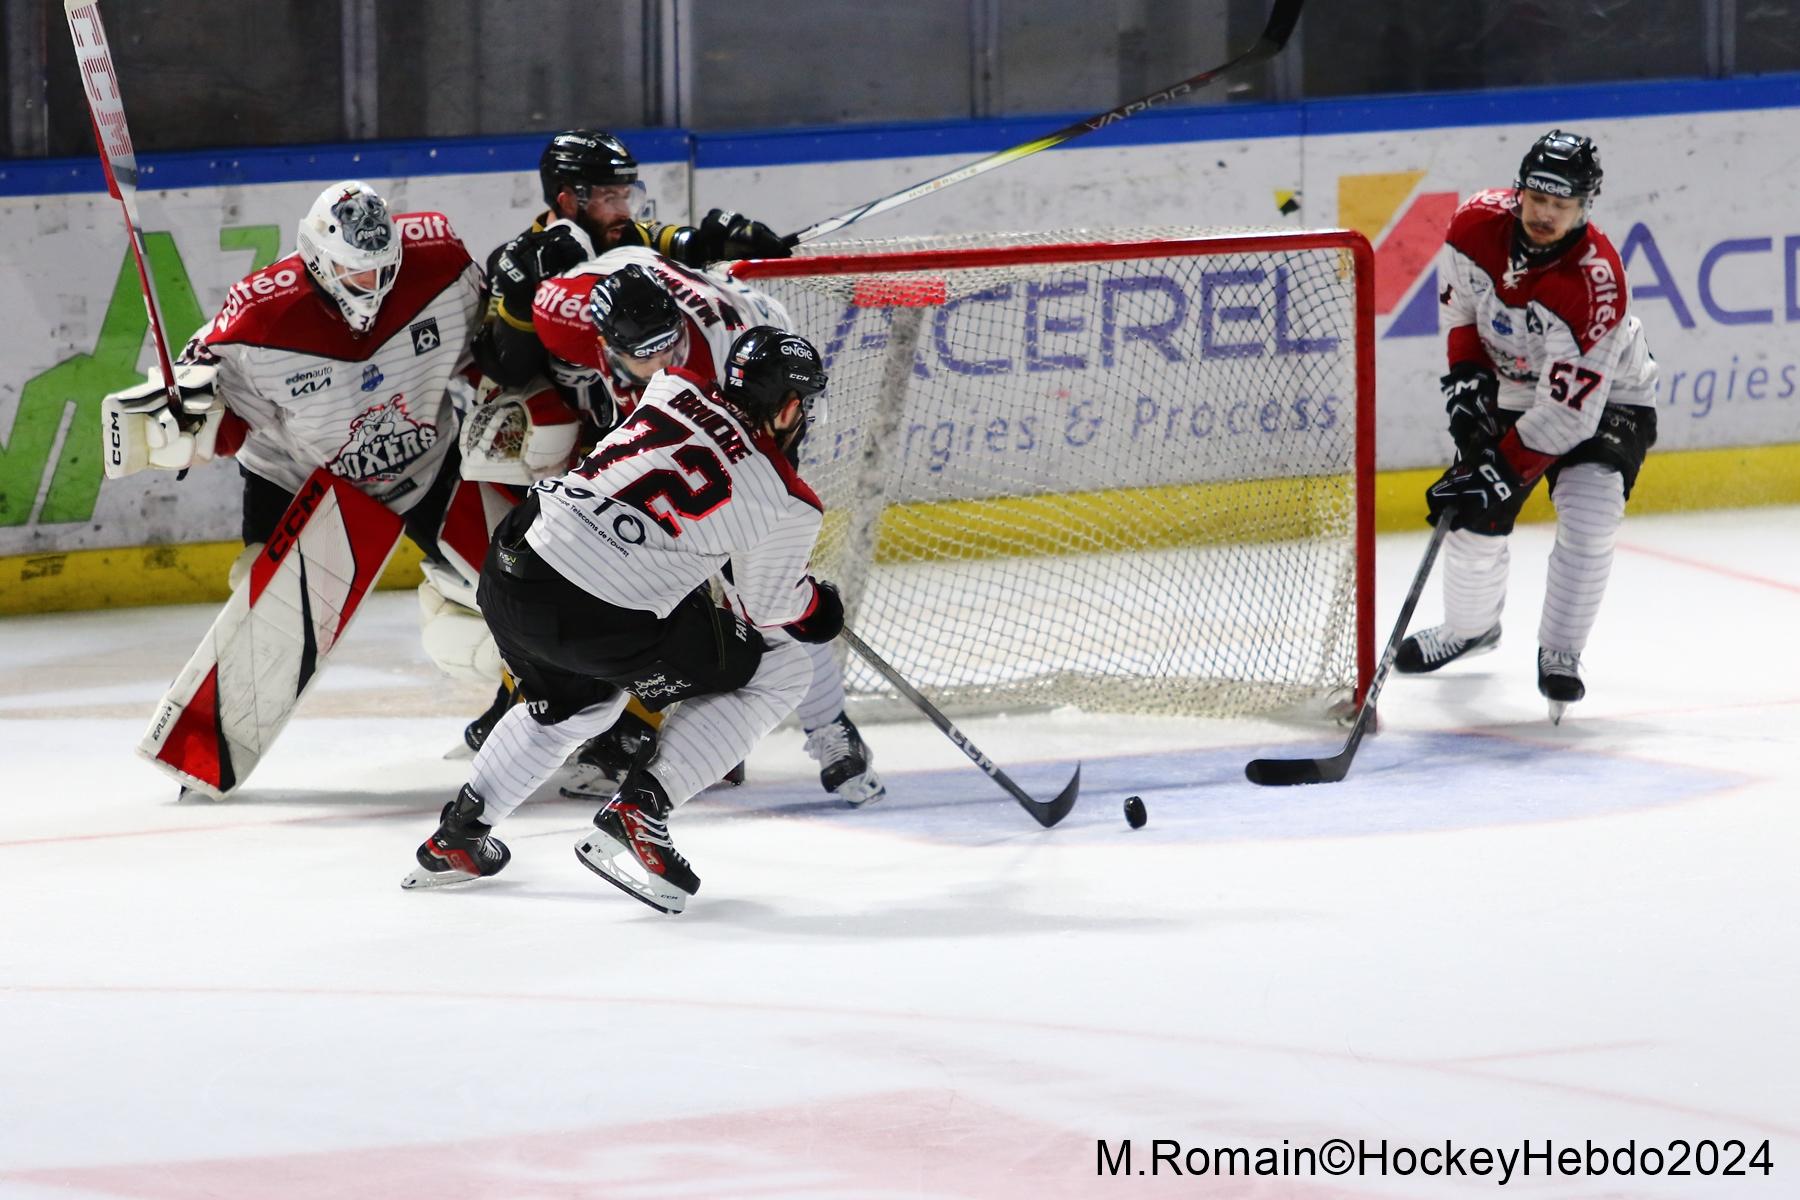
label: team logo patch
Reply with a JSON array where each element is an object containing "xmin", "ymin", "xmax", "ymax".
[
  {"xmin": 1491, "ymin": 313, "xmax": 1512, "ymax": 336},
  {"xmin": 326, "ymin": 392, "xmax": 438, "ymax": 484},
  {"xmin": 409, "ymin": 317, "xmax": 441, "ymax": 355},
  {"xmin": 361, "ymin": 364, "xmax": 385, "ymax": 392}
]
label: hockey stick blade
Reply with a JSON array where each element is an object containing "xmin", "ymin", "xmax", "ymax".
[
  {"xmin": 841, "ymin": 627, "xmax": 1079, "ymax": 828},
  {"xmin": 782, "ymin": 0, "xmax": 1306, "ymax": 246},
  {"xmin": 1244, "ymin": 743, "xmax": 1353, "ymax": 787},
  {"xmin": 1244, "ymin": 520, "xmax": 1450, "ymax": 787}
]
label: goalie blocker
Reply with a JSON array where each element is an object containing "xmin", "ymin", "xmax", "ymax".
[{"xmin": 140, "ymin": 469, "xmax": 404, "ymax": 797}]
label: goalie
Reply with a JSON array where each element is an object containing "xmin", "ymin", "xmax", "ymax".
[
  {"xmin": 1397, "ymin": 131, "xmax": 1659, "ymax": 723},
  {"xmin": 105, "ymin": 181, "xmax": 519, "ymax": 796}
]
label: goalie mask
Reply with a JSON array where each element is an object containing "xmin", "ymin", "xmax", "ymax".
[
  {"xmin": 296, "ymin": 181, "xmax": 401, "ymax": 334},
  {"xmin": 587, "ymin": 264, "xmax": 689, "ymax": 387},
  {"xmin": 722, "ymin": 326, "xmax": 828, "ymax": 456}
]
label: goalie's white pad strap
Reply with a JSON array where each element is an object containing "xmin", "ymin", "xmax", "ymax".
[
  {"xmin": 138, "ymin": 469, "xmax": 404, "ymax": 797},
  {"xmin": 458, "ymin": 383, "xmax": 580, "ymax": 485}
]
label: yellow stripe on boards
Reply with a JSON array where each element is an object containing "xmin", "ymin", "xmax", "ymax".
[{"xmin": 4, "ymin": 442, "xmax": 1797, "ymax": 616}]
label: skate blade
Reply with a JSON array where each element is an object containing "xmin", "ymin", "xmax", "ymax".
[
  {"xmin": 400, "ymin": 864, "xmax": 484, "ymax": 890},
  {"xmin": 837, "ymin": 771, "xmax": 887, "ymax": 808},
  {"xmin": 442, "ymin": 742, "xmax": 475, "ymax": 761},
  {"xmin": 574, "ymin": 836, "xmax": 688, "ymax": 915},
  {"xmin": 1548, "ymin": 700, "xmax": 1569, "ymax": 725}
]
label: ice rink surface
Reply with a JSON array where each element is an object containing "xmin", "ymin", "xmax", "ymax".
[{"xmin": 2, "ymin": 507, "xmax": 1796, "ymax": 1199}]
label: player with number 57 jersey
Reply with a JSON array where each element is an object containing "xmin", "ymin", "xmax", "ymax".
[
  {"xmin": 1436, "ymin": 182, "xmax": 1656, "ymax": 458},
  {"xmin": 1399, "ymin": 130, "xmax": 1661, "ymax": 724}
]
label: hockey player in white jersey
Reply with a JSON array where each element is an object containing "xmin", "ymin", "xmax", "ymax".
[
  {"xmin": 102, "ymin": 181, "xmax": 509, "ymax": 795},
  {"xmin": 1396, "ymin": 131, "xmax": 1659, "ymax": 721},
  {"xmin": 405, "ymin": 327, "xmax": 841, "ymax": 913},
  {"xmin": 462, "ymin": 254, "xmax": 885, "ymax": 804}
]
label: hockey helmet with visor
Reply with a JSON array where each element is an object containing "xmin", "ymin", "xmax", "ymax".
[
  {"xmin": 539, "ymin": 129, "xmax": 649, "ymax": 221},
  {"xmin": 721, "ymin": 326, "xmax": 828, "ymax": 454},
  {"xmin": 587, "ymin": 263, "xmax": 690, "ymax": 384}
]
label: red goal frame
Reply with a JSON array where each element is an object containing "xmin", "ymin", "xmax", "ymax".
[{"xmin": 736, "ymin": 230, "xmax": 1378, "ymax": 705}]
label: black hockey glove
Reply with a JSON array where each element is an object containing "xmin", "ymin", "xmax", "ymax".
[
  {"xmin": 1425, "ymin": 447, "xmax": 1527, "ymax": 536},
  {"xmin": 486, "ymin": 226, "xmax": 589, "ymax": 322},
  {"xmin": 1441, "ymin": 362, "xmax": 1500, "ymax": 459},
  {"xmin": 695, "ymin": 208, "xmax": 791, "ymax": 262},
  {"xmin": 784, "ymin": 579, "xmax": 844, "ymax": 643}
]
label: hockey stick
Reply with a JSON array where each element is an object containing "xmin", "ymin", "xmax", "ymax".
[
  {"xmin": 64, "ymin": 1, "xmax": 183, "ymax": 410},
  {"xmin": 1244, "ymin": 520, "xmax": 1449, "ymax": 786},
  {"xmin": 782, "ymin": 0, "xmax": 1306, "ymax": 247},
  {"xmin": 841, "ymin": 627, "xmax": 1079, "ymax": 828}
]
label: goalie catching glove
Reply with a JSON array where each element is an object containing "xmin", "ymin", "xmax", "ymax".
[
  {"xmin": 101, "ymin": 361, "xmax": 227, "ymax": 479},
  {"xmin": 456, "ymin": 379, "xmax": 581, "ymax": 485}
]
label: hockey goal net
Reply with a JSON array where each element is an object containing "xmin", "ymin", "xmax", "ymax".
[{"xmin": 733, "ymin": 228, "xmax": 1374, "ymax": 720}]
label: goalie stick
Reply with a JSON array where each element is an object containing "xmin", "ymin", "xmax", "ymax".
[
  {"xmin": 781, "ymin": 0, "xmax": 1306, "ymax": 247},
  {"xmin": 1244, "ymin": 520, "xmax": 1449, "ymax": 787},
  {"xmin": 64, "ymin": 0, "xmax": 182, "ymax": 412},
  {"xmin": 841, "ymin": 627, "xmax": 1079, "ymax": 828}
]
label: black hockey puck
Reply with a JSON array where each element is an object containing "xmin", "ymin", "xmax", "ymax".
[{"xmin": 1123, "ymin": 795, "xmax": 1147, "ymax": 829}]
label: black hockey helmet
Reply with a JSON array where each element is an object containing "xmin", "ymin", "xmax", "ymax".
[
  {"xmin": 1516, "ymin": 129, "xmax": 1603, "ymax": 201},
  {"xmin": 722, "ymin": 327, "xmax": 828, "ymax": 445},
  {"xmin": 587, "ymin": 264, "xmax": 685, "ymax": 360},
  {"xmin": 538, "ymin": 129, "xmax": 638, "ymax": 208}
]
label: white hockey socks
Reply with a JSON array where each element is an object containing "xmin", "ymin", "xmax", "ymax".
[
  {"xmin": 1442, "ymin": 527, "xmax": 1510, "ymax": 638},
  {"xmin": 1540, "ymin": 463, "xmax": 1625, "ymax": 654},
  {"xmin": 651, "ymin": 638, "xmax": 813, "ymax": 806},
  {"xmin": 794, "ymin": 636, "xmax": 847, "ymax": 732},
  {"xmin": 470, "ymin": 693, "xmax": 627, "ymax": 825}
]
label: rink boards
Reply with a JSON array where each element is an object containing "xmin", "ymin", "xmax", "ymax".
[{"xmin": 4, "ymin": 75, "xmax": 1800, "ymax": 612}]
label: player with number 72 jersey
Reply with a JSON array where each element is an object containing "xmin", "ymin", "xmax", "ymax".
[{"xmin": 525, "ymin": 363, "xmax": 824, "ymax": 629}]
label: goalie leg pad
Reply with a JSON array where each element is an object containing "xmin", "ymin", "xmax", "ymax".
[
  {"xmin": 418, "ymin": 569, "xmax": 507, "ymax": 685},
  {"xmin": 138, "ymin": 469, "xmax": 405, "ymax": 797}
]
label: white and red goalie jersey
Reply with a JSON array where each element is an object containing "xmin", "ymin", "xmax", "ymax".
[
  {"xmin": 525, "ymin": 365, "xmax": 827, "ymax": 629},
  {"xmin": 195, "ymin": 211, "xmax": 484, "ymax": 513},
  {"xmin": 1437, "ymin": 188, "xmax": 1657, "ymax": 476},
  {"xmin": 530, "ymin": 246, "xmax": 792, "ymax": 434}
]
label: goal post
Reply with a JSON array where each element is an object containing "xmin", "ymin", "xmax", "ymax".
[{"xmin": 734, "ymin": 227, "xmax": 1376, "ymax": 720}]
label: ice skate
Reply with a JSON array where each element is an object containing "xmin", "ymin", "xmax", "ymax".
[
  {"xmin": 803, "ymin": 712, "xmax": 885, "ymax": 806},
  {"xmin": 574, "ymin": 772, "xmax": 698, "ymax": 915},
  {"xmin": 449, "ymin": 679, "xmax": 516, "ymax": 759},
  {"xmin": 1538, "ymin": 648, "xmax": 1586, "ymax": 725},
  {"xmin": 1395, "ymin": 623, "xmax": 1501, "ymax": 674},
  {"xmin": 558, "ymin": 710, "xmax": 659, "ymax": 800},
  {"xmin": 402, "ymin": 785, "xmax": 511, "ymax": 889}
]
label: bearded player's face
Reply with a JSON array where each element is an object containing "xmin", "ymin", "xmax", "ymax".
[{"xmin": 1519, "ymin": 188, "xmax": 1583, "ymax": 246}]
